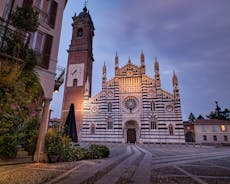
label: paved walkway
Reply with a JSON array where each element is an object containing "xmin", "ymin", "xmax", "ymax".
[{"xmin": 0, "ymin": 143, "xmax": 230, "ymax": 184}]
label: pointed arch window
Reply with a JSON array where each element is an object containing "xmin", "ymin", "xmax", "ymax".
[
  {"xmin": 169, "ymin": 124, "xmax": 174, "ymax": 135},
  {"xmin": 77, "ymin": 28, "xmax": 83, "ymax": 37},
  {"xmin": 150, "ymin": 101, "xmax": 155, "ymax": 111},
  {"xmin": 73, "ymin": 79, "xmax": 78, "ymax": 87},
  {"xmin": 107, "ymin": 116, "xmax": 113, "ymax": 129},
  {"xmin": 91, "ymin": 124, "xmax": 95, "ymax": 134},
  {"xmin": 108, "ymin": 102, "xmax": 112, "ymax": 112}
]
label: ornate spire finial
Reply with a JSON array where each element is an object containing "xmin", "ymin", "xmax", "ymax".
[
  {"xmin": 103, "ymin": 61, "xmax": 106, "ymax": 74},
  {"xmin": 141, "ymin": 49, "xmax": 145, "ymax": 65},
  {"xmin": 115, "ymin": 52, "xmax": 119, "ymax": 66},
  {"xmin": 154, "ymin": 56, "xmax": 159, "ymax": 72},
  {"xmin": 128, "ymin": 56, "xmax": 131, "ymax": 64},
  {"xmin": 173, "ymin": 71, "xmax": 178, "ymax": 86},
  {"xmin": 83, "ymin": 1, "xmax": 88, "ymax": 12}
]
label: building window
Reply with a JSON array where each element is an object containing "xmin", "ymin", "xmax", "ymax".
[
  {"xmin": 201, "ymin": 126, "xmax": 206, "ymax": 132},
  {"xmin": 224, "ymin": 135, "xmax": 228, "ymax": 142},
  {"xmin": 47, "ymin": 0, "xmax": 58, "ymax": 28},
  {"xmin": 73, "ymin": 79, "xmax": 78, "ymax": 87},
  {"xmin": 77, "ymin": 28, "xmax": 83, "ymax": 37},
  {"xmin": 169, "ymin": 124, "xmax": 174, "ymax": 135},
  {"xmin": 107, "ymin": 116, "xmax": 113, "ymax": 129},
  {"xmin": 212, "ymin": 125, "xmax": 216, "ymax": 132},
  {"xmin": 221, "ymin": 125, "xmax": 226, "ymax": 132},
  {"xmin": 23, "ymin": 0, "xmax": 33, "ymax": 7},
  {"xmin": 150, "ymin": 101, "xmax": 155, "ymax": 111},
  {"xmin": 213, "ymin": 135, "xmax": 217, "ymax": 141},
  {"xmin": 91, "ymin": 124, "xmax": 95, "ymax": 134},
  {"xmin": 107, "ymin": 121, "xmax": 113, "ymax": 129},
  {"xmin": 41, "ymin": 34, "xmax": 53, "ymax": 69},
  {"xmin": 150, "ymin": 121, "xmax": 157, "ymax": 129},
  {"xmin": 108, "ymin": 102, "xmax": 112, "ymax": 112},
  {"xmin": 203, "ymin": 135, "xmax": 207, "ymax": 141}
]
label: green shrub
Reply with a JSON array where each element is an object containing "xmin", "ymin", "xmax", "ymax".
[
  {"xmin": 44, "ymin": 132, "xmax": 110, "ymax": 162},
  {"xmin": 0, "ymin": 134, "xmax": 18, "ymax": 159},
  {"xmin": 87, "ymin": 144, "xmax": 110, "ymax": 159}
]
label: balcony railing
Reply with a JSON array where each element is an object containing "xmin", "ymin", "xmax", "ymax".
[{"xmin": 54, "ymin": 65, "xmax": 65, "ymax": 92}]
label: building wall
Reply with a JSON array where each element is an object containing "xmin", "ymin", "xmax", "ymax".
[
  {"xmin": 82, "ymin": 62, "xmax": 185, "ymax": 143},
  {"xmin": 195, "ymin": 124, "xmax": 230, "ymax": 144}
]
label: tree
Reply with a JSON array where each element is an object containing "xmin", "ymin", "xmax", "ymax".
[
  {"xmin": 207, "ymin": 101, "xmax": 230, "ymax": 120},
  {"xmin": 11, "ymin": 6, "xmax": 39, "ymax": 32},
  {"xmin": 197, "ymin": 114, "xmax": 204, "ymax": 119},
  {"xmin": 188, "ymin": 112, "xmax": 196, "ymax": 122},
  {"xmin": 0, "ymin": 5, "xmax": 41, "ymax": 159}
]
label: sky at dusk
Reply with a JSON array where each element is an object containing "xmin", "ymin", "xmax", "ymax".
[{"xmin": 50, "ymin": 0, "xmax": 230, "ymax": 120}]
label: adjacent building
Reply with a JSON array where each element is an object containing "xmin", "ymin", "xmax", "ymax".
[
  {"xmin": 62, "ymin": 7, "xmax": 185, "ymax": 143},
  {"xmin": 0, "ymin": 0, "xmax": 67, "ymax": 161},
  {"xmin": 194, "ymin": 119, "xmax": 230, "ymax": 144}
]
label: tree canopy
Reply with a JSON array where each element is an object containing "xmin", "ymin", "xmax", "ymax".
[
  {"xmin": 207, "ymin": 101, "xmax": 230, "ymax": 120},
  {"xmin": 188, "ymin": 112, "xmax": 196, "ymax": 122}
]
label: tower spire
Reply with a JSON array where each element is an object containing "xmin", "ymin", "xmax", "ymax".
[
  {"xmin": 141, "ymin": 49, "xmax": 145, "ymax": 65},
  {"xmin": 140, "ymin": 49, "xmax": 145, "ymax": 74},
  {"xmin": 115, "ymin": 52, "xmax": 119, "ymax": 75},
  {"xmin": 172, "ymin": 71, "xmax": 180, "ymax": 101},
  {"xmin": 102, "ymin": 62, "xmax": 107, "ymax": 88},
  {"xmin": 154, "ymin": 56, "xmax": 161, "ymax": 89}
]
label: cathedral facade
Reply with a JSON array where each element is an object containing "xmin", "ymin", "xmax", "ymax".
[
  {"xmin": 82, "ymin": 55, "xmax": 185, "ymax": 143},
  {"xmin": 62, "ymin": 7, "xmax": 185, "ymax": 143}
]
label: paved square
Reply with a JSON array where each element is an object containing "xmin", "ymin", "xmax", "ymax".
[{"xmin": 0, "ymin": 144, "xmax": 230, "ymax": 184}]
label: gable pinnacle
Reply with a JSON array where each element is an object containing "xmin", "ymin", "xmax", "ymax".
[{"xmin": 128, "ymin": 56, "xmax": 131, "ymax": 64}]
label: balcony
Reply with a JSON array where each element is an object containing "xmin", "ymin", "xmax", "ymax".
[{"xmin": 54, "ymin": 65, "xmax": 65, "ymax": 92}]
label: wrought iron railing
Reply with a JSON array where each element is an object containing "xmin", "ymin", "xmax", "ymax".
[{"xmin": 54, "ymin": 65, "xmax": 65, "ymax": 92}]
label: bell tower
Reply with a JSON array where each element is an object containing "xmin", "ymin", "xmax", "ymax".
[{"xmin": 62, "ymin": 6, "xmax": 94, "ymax": 139}]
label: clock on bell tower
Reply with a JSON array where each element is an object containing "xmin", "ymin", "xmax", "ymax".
[{"xmin": 62, "ymin": 6, "xmax": 94, "ymax": 139}]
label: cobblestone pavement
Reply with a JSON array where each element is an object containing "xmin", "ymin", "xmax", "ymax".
[{"xmin": 0, "ymin": 143, "xmax": 230, "ymax": 184}]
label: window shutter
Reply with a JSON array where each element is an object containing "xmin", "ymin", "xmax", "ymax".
[
  {"xmin": 48, "ymin": 1, "xmax": 58, "ymax": 28},
  {"xmin": 42, "ymin": 34, "xmax": 53, "ymax": 69},
  {"xmin": 23, "ymin": 0, "xmax": 33, "ymax": 7}
]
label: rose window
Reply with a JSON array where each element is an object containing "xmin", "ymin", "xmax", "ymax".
[{"xmin": 124, "ymin": 97, "xmax": 138, "ymax": 112}]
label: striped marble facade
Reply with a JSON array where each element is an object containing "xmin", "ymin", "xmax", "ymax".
[{"xmin": 81, "ymin": 53, "xmax": 185, "ymax": 143}]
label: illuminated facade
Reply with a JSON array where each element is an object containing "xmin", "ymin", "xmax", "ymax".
[{"xmin": 82, "ymin": 54, "xmax": 185, "ymax": 143}]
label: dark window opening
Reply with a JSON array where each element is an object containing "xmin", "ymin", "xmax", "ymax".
[
  {"xmin": 41, "ymin": 34, "xmax": 53, "ymax": 69},
  {"xmin": 108, "ymin": 102, "xmax": 112, "ymax": 112},
  {"xmin": 47, "ymin": 0, "xmax": 58, "ymax": 28},
  {"xmin": 213, "ymin": 135, "xmax": 217, "ymax": 141},
  {"xmin": 169, "ymin": 124, "xmax": 174, "ymax": 135},
  {"xmin": 73, "ymin": 79, "xmax": 78, "ymax": 87},
  {"xmin": 23, "ymin": 0, "xmax": 33, "ymax": 7},
  {"xmin": 150, "ymin": 121, "xmax": 157, "ymax": 129},
  {"xmin": 91, "ymin": 124, "xmax": 95, "ymax": 134},
  {"xmin": 77, "ymin": 28, "xmax": 83, "ymax": 37},
  {"xmin": 203, "ymin": 135, "xmax": 207, "ymax": 141},
  {"xmin": 150, "ymin": 101, "xmax": 155, "ymax": 111},
  {"xmin": 224, "ymin": 135, "xmax": 228, "ymax": 142}
]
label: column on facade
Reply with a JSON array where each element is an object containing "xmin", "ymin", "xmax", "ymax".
[{"xmin": 34, "ymin": 98, "xmax": 51, "ymax": 162}]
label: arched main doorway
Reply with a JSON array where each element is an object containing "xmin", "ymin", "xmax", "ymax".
[{"xmin": 124, "ymin": 120, "xmax": 139, "ymax": 143}]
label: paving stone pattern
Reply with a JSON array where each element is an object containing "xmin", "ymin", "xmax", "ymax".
[{"xmin": 0, "ymin": 143, "xmax": 230, "ymax": 184}]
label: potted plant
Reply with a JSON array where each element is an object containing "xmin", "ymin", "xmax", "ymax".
[{"xmin": 44, "ymin": 131, "xmax": 61, "ymax": 163}]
